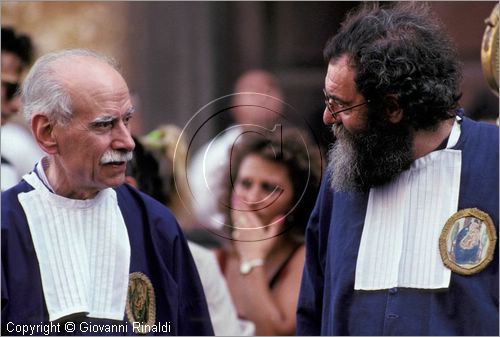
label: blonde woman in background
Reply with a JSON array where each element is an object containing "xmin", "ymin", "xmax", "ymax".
[
  {"xmin": 140, "ymin": 125, "xmax": 254, "ymax": 336},
  {"xmin": 142, "ymin": 125, "xmax": 194, "ymax": 230}
]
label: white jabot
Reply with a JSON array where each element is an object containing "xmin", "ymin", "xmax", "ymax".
[
  {"xmin": 355, "ymin": 119, "xmax": 462, "ymax": 290},
  {"xmin": 18, "ymin": 167, "xmax": 131, "ymax": 321}
]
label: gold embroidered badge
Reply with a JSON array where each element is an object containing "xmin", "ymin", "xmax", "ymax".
[
  {"xmin": 126, "ymin": 272, "xmax": 156, "ymax": 334},
  {"xmin": 439, "ymin": 208, "xmax": 497, "ymax": 275}
]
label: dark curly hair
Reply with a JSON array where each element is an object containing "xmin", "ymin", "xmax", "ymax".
[
  {"xmin": 219, "ymin": 127, "xmax": 322, "ymax": 243},
  {"xmin": 1, "ymin": 26, "xmax": 33, "ymax": 68},
  {"xmin": 324, "ymin": 2, "xmax": 462, "ymax": 130}
]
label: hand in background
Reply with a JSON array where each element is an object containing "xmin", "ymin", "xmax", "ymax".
[{"xmin": 230, "ymin": 195, "xmax": 285, "ymax": 261}]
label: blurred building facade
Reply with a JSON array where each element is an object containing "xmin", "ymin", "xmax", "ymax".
[{"xmin": 2, "ymin": 1, "xmax": 497, "ymax": 147}]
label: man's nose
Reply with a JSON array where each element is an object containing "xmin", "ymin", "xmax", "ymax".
[
  {"xmin": 113, "ymin": 122, "xmax": 135, "ymax": 152},
  {"xmin": 323, "ymin": 107, "xmax": 342, "ymax": 125}
]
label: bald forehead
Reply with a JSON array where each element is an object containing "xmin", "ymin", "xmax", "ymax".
[
  {"xmin": 52, "ymin": 55, "xmax": 124, "ymax": 87},
  {"xmin": 50, "ymin": 56, "xmax": 131, "ymax": 114},
  {"xmin": 48, "ymin": 54, "xmax": 131, "ymax": 121}
]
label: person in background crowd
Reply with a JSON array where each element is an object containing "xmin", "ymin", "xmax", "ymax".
[
  {"xmin": 216, "ymin": 127, "xmax": 321, "ymax": 335},
  {"xmin": 127, "ymin": 132, "xmax": 255, "ymax": 336},
  {"xmin": 2, "ymin": 49, "xmax": 213, "ymax": 335},
  {"xmin": 142, "ymin": 125, "xmax": 195, "ymax": 230},
  {"xmin": 297, "ymin": 3, "xmax": 498, "ymax": 335},
  {"xmin": 188, "ymin": 70, "xmax": 285, "ymax": 230},
  {"xmin": 1, "ymin": 26, "xmax": 44, "ymax": 190},
  {"xmin": 1, "ymin": 26, "xmax": 31, "ymax": 124}
]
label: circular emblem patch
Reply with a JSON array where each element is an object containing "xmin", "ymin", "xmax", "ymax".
[
  {"xmin": 439, "ymin": 208, "xmax": 497, "ymax": 275},
  {"xmin": 126, "ymin": 272, "xmax": 156, "ymax": 334}
]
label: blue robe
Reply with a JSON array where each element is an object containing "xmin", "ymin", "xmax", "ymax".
[
  {"xmin": 1, "ymin": 182, "xmax": 214, "ymax": 336},
  {"xmin": 297, "ymin": 117, "xmax": 499, "ymax": 335}
]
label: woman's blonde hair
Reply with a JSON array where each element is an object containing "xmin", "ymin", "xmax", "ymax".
[{"xmin": 142, "ymin": 124, "xmax": 193, "ymax": 224}]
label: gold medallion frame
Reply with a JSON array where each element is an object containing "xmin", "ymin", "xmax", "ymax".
[
  {"xmin": 481, "ymin": 4, "xmax": 499, "ymax": 96},
  {"xmin": 439, "ymin": 208, "xmax": 497, "ymax": 275},
  {"xmin": 126, "ymin": 272, "xmax": 156, "ymax": 335}
]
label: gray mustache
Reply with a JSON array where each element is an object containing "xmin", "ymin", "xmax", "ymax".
[{"xmin": 100, "ymin": 150, "xmax": 133, "ymax": 164}]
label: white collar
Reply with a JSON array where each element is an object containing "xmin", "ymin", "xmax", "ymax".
[{"xmin": 18, "ymin": 170, "xmax": 131, "ymax": 321}]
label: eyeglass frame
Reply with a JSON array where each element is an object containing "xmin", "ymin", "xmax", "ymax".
[{"xmin": 323, "ymin": 88, "xmax": 370, "ymax": 118}]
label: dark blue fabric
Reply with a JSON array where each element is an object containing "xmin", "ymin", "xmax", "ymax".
[
  {"xmin": 297, "ymin": 117, "xmax": 499, "ymax": 335},
  {"xmin": 1, "ymin": 183, "xmax": 214, "ymax": 336}
]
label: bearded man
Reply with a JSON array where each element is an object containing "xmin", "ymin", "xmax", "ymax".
[{"xmin": 297, "ymin": 3, "xmax": 498, "ymax": 335}]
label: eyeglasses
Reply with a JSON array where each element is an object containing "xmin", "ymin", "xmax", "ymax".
[
  {"xmin": 2, "ymin": 81, "xmax": 20, "ymax": 101},
  {"xmin": 323, "ymin": 88, "xmax": 369, "ymax": 118}
]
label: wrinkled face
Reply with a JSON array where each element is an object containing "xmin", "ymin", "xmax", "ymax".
[
  {"xmin": 232, "ymin": 154, "xmax": 294, "ymax": 226},
  {"xmin": 323, "ymin": 54, "xmax": 369, "ymax": 134},
  {"xmin": 50, "ymin": 57, "xmax": 135, "ymax": 196},
  {"xmin": 1, "ymin": 51, "xmax": 23, "ymax": 125}
]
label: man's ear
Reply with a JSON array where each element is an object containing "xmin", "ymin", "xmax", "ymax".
[
  {"xmin": 384, "ymin": 94, "xmax": 403, "ymax": 124},
  {"xmin": 31, "ymin": 114, "xmax": 58, "ymax": 154}
]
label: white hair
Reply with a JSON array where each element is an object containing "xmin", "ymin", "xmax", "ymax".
[{"xmin": 21, "ymin": 48, "xmax": 119, "ymax": 125}]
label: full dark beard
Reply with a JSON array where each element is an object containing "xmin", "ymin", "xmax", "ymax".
[{"xmin": 327, "ymin": 117, "xmax": 413, "ymax": 192}]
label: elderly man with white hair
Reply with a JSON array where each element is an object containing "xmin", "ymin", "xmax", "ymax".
[{"xmin": 1, "ymin": 49, "xmax": 214, "ymax": 336}]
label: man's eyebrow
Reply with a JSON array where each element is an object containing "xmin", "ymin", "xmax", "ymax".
[
  {"xmin": 325, "ymin": 89, "xmax": 349, "ymax": 105},
  {"xmin": 329, "ymin": 93, "xmax": 349, "ymax": 105},
  {"xmin": 91, "ymin": 115, "xmax": 116, "ymax": 124},
  {"xmin": 125, "ymin": 106, "xmax": 136, "ymax": 116},
  {"xmin": 90, "ymin": 107, "xmax": 136, "ymax": 125}
]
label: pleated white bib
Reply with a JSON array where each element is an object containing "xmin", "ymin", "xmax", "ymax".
[
  {"xmin": 355, "ymin": 120, "xmax": 462, "ymax": 290},
  {"xmin": 18, "ymin": 167, "xmax": 131, "ymax": 321}
]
